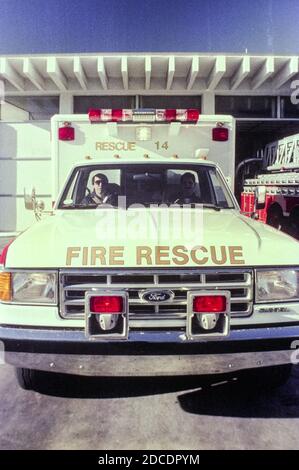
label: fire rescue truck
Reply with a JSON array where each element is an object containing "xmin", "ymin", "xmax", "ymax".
[
  {"xmin": 241, "ymin": 133, "xmax": 299, "ymax": 236},
  {"xmin": 0, "ymin": 108, "xmax": 299, "ymax": 390}
]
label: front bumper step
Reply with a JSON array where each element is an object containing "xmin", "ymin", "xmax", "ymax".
[
  {"xmin": 5, "ymin": 349, "xmax": 292, "ymax": 376},
  {"xmin": 1, "ymin": 324, "xmax": 299, "ymax": 376}
]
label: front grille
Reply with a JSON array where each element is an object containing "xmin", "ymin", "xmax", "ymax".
[{"xmin": 59, "ymin": 269, "xmax": 253, "ymax": 327}]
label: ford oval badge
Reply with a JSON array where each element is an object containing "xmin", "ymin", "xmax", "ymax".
[{"xmin": 140, "ymin": 290, "xmax": 174, "ymax": 303}]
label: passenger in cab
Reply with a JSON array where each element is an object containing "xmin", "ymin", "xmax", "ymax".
[
  {"xmin": 172, "ymin": 172, "xmax": 201, "ymax": 204},
  {"xmin": 82, "ymin": 173, "xmax": 115, "ymax": 206}
]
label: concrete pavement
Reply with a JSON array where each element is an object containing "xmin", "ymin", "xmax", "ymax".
[{"xmin": 0, "ymin": 365, "xmax": 299, "ymax": 449}]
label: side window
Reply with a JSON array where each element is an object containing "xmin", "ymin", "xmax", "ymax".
[
  {"xmin": 197, "ymin": 170, "xmax": 214, "ymax": 204},
  {"xmin": 62, "ymin": 170, "xmax": 80, "ymax": 205},
  {"xmin": 208, "ymin": 168, "xmax": 233, "ymax": 207}
]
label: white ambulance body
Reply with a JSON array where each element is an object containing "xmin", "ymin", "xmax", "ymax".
[
  {"xmin": 1, "ymin": 108, "xmax": 299, "ymax": 390},
  {"xmin": 51, "ymin": 111, "xmax": 235, "ymax": 202}
]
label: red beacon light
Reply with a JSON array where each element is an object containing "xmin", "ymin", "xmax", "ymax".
[
  {"xmin": 111, "ymin": 109, "xmax": 125, "ymax": 122},
  {"xmin": 164, "ymin": 109, "xmax": 177, "ymax": 122},
  {"xmin": 58, "ymin": 122, "xmax": 75, "ymax": 141},
  {"xmin": 212, "ymin": 123, "xmax": 229, "ymax": 142},
  {"xmin": 186, "ymin": 109, "xmax": 200, "ymax": 122},
  {"xmin": 88, "ymin": 109, "xmax": 102, "ymax": 122}
]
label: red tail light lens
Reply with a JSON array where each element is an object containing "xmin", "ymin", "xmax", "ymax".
[
  {"xmin": 58, "ymin": 123, "xmax": 75, "ymax": 141},
  {"xmin": 193, "ymin": 295, "xmax": 227, "ymax": 313},
  {"xmin": 0, "ymin": 240, "xmax": 13, "ymax": 266},
  {"xmin": 90, "ymin": 295, "xmax": 123, "ymax": 313},
  {"xmin": 212, "ymin": 127, "xmax": 229, "ymax": 142}
]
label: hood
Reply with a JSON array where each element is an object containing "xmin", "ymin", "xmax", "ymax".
[{"xmin": 5, "ymin": 208, "xmax": 299, "ymax": 268}]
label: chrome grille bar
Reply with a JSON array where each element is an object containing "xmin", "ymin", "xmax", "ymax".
[{"xmin": 59, "ymin": 269, "xmax": 253, "ymax": 324}]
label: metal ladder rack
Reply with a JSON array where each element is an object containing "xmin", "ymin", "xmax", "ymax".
[{"xmin": 261, "ymin": 133, "xmax": 299, "ymax": 171}]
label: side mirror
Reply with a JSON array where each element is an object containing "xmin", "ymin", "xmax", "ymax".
[
  {"xmin": 36, "ymin": 199, "xmax": 45, "ymax": 211},
  {"xmin": 24, "ymin": 187, "xmax": 35, "ymax": 210},
  {"xmin": 254, "ymin": 185, "xmax": 266, "ymax": 210},
  {"xmin": 24, "ymin": 187, "xmax": 45, "ymax": 221}
]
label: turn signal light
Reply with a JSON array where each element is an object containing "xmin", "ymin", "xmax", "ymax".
[
  {"xmin": 90, "ymin": 295, "xmax": 123, "ymax": 313},
  {"xmin": 0, "ymin": 272, "xmax": 11, "ymax": 301},
  {"xmin": 193, "ymin": 295, "xmax": 227, "ymax": 313}
]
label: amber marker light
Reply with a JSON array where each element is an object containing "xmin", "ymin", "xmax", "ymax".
[{"xmin": 0, "ymin": 272, "xmax": 12, "ymax": 301}]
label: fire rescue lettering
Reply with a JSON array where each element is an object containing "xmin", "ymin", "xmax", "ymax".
[
  {"xmin": 96, "ymin": 141, "xmax": 136, "ymax": 151},
  {"xmin": 66, "ymin": 245, "xmax": 245, "ymax": 266}
]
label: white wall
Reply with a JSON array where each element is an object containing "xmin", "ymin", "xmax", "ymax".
[
  {"xmin": 0, "ymin": 102, "xmax": 29, "ymax": 121},
  {"xmin": 0, "ymin": 121, "xmax": 51, "ymax": 232}
]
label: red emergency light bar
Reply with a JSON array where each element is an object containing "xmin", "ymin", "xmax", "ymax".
[{"xmin": 88, "ymin": 108, "xmax": 200, "ymax": 123}]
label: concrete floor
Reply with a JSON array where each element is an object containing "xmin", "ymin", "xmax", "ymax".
[
  {"xmin": 1, "ymin": 365, "xmax": 299, "ymax": 450},
  {"xmin": 1, "ymin": 236, "xmax": 299, "ymax": 450}
]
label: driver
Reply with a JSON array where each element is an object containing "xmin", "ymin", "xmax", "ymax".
[
  {"xmin": 82, "ymin": 173, "xmax": 113, "ymax": 205},
  {"xmin": 173, "ymin": 172, "xmax": 201, "ymax": 204}
]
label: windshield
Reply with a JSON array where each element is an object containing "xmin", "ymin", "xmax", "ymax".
[{"xmin": 58, "ymin": 163, "xmax": 236, "ymax": 209}]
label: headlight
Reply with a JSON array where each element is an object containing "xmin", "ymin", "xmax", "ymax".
[
  {"xmin": 256, "ymin": 269, "xmax": 299, "ymax": 302},
  {"xmin": 11, "ymin": 271, "xmax": 57, "ymax": 304}
]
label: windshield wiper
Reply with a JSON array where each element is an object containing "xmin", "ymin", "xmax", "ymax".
[
  {"xmin": 171, "ymin": 203, "xmax": 224, "ymax": 210},
  {"xmin": 61, "ymin": 203, "xmax": 94, "ymax": 209},
  {"xmin": 202, "ymin": 204, "xmax": 236, "ymax": 210},
  {"xmin": 61, "ymin": 203, "xmax": 120, "ymax": 210},
  {"xmin": 201, "ymin": 203, "xmax": 222, "ymax": 211}
]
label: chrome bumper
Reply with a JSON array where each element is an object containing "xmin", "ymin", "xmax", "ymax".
[
  {"xmin": 1, "ymin": 325, "xmax": 299, "ymax": 376},
  {"xmin": 5, "ymin": 350, "xmax": 292, "ymax": 376}
]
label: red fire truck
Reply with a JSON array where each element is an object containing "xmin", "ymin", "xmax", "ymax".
[{"xmin": 240, "ymin": 133, "xmax": 299, "ymax": 237}]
